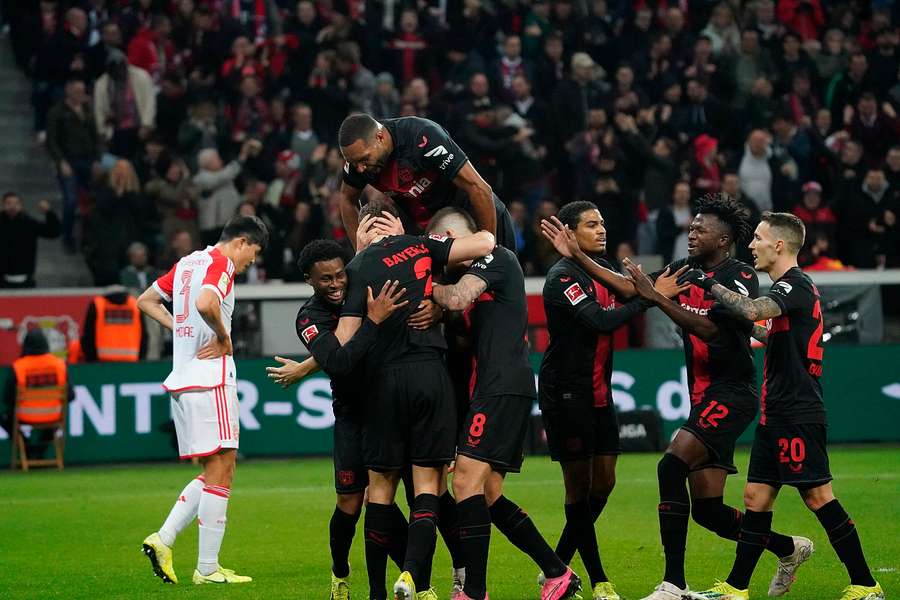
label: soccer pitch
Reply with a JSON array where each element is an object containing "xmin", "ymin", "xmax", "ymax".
[{"xmin": 1, "ymin": 447, "xmax": 897, "ymax": 599}]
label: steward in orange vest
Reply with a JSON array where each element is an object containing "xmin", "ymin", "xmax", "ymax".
[{"xmin": 80, "ymin": 287, "xmax": 145, "ymax": 362}]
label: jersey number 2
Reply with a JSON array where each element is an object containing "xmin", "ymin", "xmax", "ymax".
[
  {"xmin": 807, "ymin": 299, "xmax": 824, "ymax": 363},
  {"xmin": 414, "ymin": 257, "xmax": 433, "ymax": 296},
  {"xmin": 175, "ymin": 269, "xmax": 193, "ymax": 324}
]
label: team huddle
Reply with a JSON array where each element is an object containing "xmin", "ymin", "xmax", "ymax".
[{"xmin": 135, "ymin": 114, "xmax": 883, "ymax": 600}]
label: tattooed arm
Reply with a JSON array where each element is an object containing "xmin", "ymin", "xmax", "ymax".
[
  {"xmin": 710, "ymin": 284, "xmax": 783, "ymax": 322},
  {"xmin": 751, "ymin": 324, "xmax": 769, "ymax": 345},
  {"xmin": 433, "ymin": 274, "xmax": 488, "ymax": 312}
]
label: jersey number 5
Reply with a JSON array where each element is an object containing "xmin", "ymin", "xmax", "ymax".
[{"xmin": 175, "ymin": 269, "xmax": 193, "ymax": 324}]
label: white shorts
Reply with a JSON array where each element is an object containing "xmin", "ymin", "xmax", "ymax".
[{"xmin": 171, "ymin": 385, "xmax": 239, "ymax": 459}]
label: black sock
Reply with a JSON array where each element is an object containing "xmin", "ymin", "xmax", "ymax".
[
  {"xmin": 691, "ymin": 497, "xmax": 796, "ymax": 558},
  {"xmin": 330, "ymin": 505, "xmax": 361, "ymax": 578},
  {"xmin": 438, "ymin": 491, "xmax": 464, "ymax": 569},
  {"xmin": 364, "ymin": 503, "xmax": 395, "ymax": 600},
  {"xmin": 815, "ymin": 499, "xmax": 876, "ymax": 587},
  {"xmin": 490, "ymin": 495, "xmax": 566, "ymax": 578},
  {"xmin": 457, "ymin": 495, "xmax": 491, "ymax": 600},
  {"xmin": 564, "ymin": 501, "xmax": 607, "ymax": 586},
  {"xmin": 405, "ymin": 494, "xmax": 440, "ymax": 590},
  {"xmin": 726, "ymin": 509, "xmax": 772, "ymax": 590},
  {"xmin": 387, "ymin": 503, "xmax": 408, "ymax": 569},
  {"xmin": 657, "ymin": 454, "xmax": 691, "ymax": 589},
  {"xmin": 555, "ymin": 495, "xmax": 607, "ymax": 565}
]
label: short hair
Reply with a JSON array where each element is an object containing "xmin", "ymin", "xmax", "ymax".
[
  {"xmin": 197, "ymin": 148, "xmax": 219, "ymax": 169},
  {"xmin": 426, "ymin": 207, "xmax": 477, "ymax": 236},
  {"xmin": 219, "ymin": 215, "xmax": 269, "ymax": 251},
  {"xmin": 556, "ymin": 201, "xmax": 598, "ymax": 230},
  {"xmin": 338, "ymin": 114, "xmax": 379, "ymax": 147},
  {"xmin": 358, "ymin": 198, "xmax": 399, "ymax": 222},
  {"xmin": 3, "ymin": 191, "xmax": 18, "ymax": 202},
  {"xmin": 297, "ymin": 239, "xmax": 349, "ymax": 277},
  {"xmin": 127, "ymin": 241, "xmax": 148, "ymax": 255},
  {"xmin": 761, "ymin": 211, "xmax": 805, "ymax": 252},
  {"xmin": 694, "ymin": 192, "xmax": 754, "ymax": 246}
]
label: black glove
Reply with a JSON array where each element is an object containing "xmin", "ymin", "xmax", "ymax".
[{"xmin": 677, "ymin": 268, "xmax": 718, "ymax": 292}]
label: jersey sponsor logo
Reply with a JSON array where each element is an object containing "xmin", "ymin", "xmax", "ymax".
[
  {"xmin": 733, "ymin": 280, "xmax": 750, "ymax": 296},
  {"xmin": 680, "ymin": 302, "xmax": 710, "ymax": 316},
  {"xmin": 564, "ymin": 283, "xmax": 587, "ymax": 305},
  {"xmin": 423, "ymin": 145, "xmax": 448, "ymax": 157},
  {"xmin": 482, "ymin": 253, "xmax": 494, "ymax": 264},
  {"xmin": 417, "ymin": 135, "xmax": 428, "ymax": 148},
  {"xmin": 740, "ymin": 270, "xmax": 753, "ymax": 280},
  {"xmin": 773, "ymin": 281, "xmax": 793, "ymax": 295},
  {"xmin": 408, "ymin": 177, "xmax": 433, "ymax": 197},
  {"xmin": 217, "ymin": 272, "xmax": 230, "ymax": 295},
  {"xmin": 300, "ymin": 324, "xmax": 319, "ymax": 344},
  {"xmin": 439, "ymin": 153, "xmax": 455, "ymax": 170},
  {"xmin": 428, "ymin": 233, "xmax": 448, "ymax": 242}
]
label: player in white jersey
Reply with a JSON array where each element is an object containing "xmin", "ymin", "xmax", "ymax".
[{"xmin": 136, "ymin": 216, "xmax": 268, "ymax": 585}]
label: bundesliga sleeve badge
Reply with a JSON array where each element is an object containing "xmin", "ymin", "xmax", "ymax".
[
  {"xmin": 217, "ymin": 272, "xmax": 230, "ymax": 295},
  {"xmin": 301, "ymin": 324, "xmax": 319, "ymax": 344},
  {"xmin": 564, "ymin": 283, "xmax": 587, "ymax": 305}
]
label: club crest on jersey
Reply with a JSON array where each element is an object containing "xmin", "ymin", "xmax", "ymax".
[
  {"xmin": 417, "ymin": 135, "xmax": 428, "ymax": 148},
  {"xmin": 424, "ymin": 145, "xmax": 448, "ymax": 157},
  {"xmin": 301, "ymin": 324, "xmax": 319, "ymax": 344},
  {"xmin": 733, "ymin": 280, "xmax": 750, "ymax": 296},
  {"xmin": 740, "ymin": 270, "xmax": 753, "ymax": 280},
  {"xmin": 774, "ymin": 281, "xmax": 793, "ymax": 295},
  {"xmin": 564, "ymin": 283, "xmax": 587, "ymax": 305},
  {"xmin": 398, "ymin": 165, "xmax": 413, "ymax": 183}
]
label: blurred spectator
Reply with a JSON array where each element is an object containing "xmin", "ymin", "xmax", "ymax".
[
  {"xmin": 869, "ymin": 28, "xmax": 899, "ymax": 99},
  {"xmin": 283, "ymin": 201, "xmax": 325, "ymax": 281},
  {"xmin": 287, "ymin": 103, "xmax": 324, "ymax": 172},
  {"xmin": 671, "ymin": 78, "xmax": 730, "ymax": 141},
  {"xmin": 522, "ymin": 1, "xmax": 551, "ymax": 59},
  {"xmin": 738, "ymin": 129, "xmax": 795, "ymax": 212},
  {"xmin": 733, "ymin": 29, "xmax": 776, "ymax": 108},
  {"xmin": 80, "ymin": 285, "xmax": 145, "ymax": 363},
  {"xmin": 614, "ymin": 112, "xmax": 677, "ymax": 213},
  {"xmin": 828, "ymin": 53, "xmax": 871, "ymax": 124},
  {"xmin": 158, "ymin": 228, "xmax": 196, "ymax": 271},
  {"xmin": 491, "ymin": 35, "xmax": 533, "ymax": 104},
  {"xmin": 811, "ymin": 28, "xmax": 848, "ymax": 83},
  {"xmin": 126, "ymin": 13, "xmax": 173, "ymax": 84},
  {"xmin": 534, "ymin": 32, "xmax": 566, "ymax": 100},
  {"xmin": 840, "ymin": 167, "xmax": 896, "ymax": 268},
  {"xmin": 0, "ymin": 194, "xmax": 61, "ymax": 288},
  {"xmin": 265, "ymin": 150, "xmax": 306, "ymax": 210},
  {"xmin": 94, "ymin": 50, "xmax": 156, "ymax": 159},
  {"xmin": 155, "ymin": 74, "xmax": 188, "ymax": 149},
  {"xmin": 530, "ymin": 200, "xmax": 562, "ymax": 274},
  {"xmin": 777, "ymin": 0, "xmax": 825, "ymax": 42},
  {"xmin": 225, "ymin": 75, "xmax": 271, "ymax": 146},
  {"xmin": 583, "ymin": 0, "xmax": 620, "ymax": 75},
  {"xmin": 800, "ymin": 230, "xmax": 849, "ymax": 271},
  {"xmin": 775, "ymin": 33, "xmax": 816, "ymax": 94},
  {"xmin": 792, "ymin": 181, "xmax": 836, "ymax": 239},
  {"xmin": 88, "ymin": 19, "xmax": 124, "ymax": 80},
  {"xmin": 144, "ymin": 156, "xmax": 199, "ymax": 245},
  {"xmin": 691, "ymin": 134, "xmax": 722, "ymax": 194},
  {"xmin": 119, "ymin": 241, "xmax": 159, "ymax": 293},
  {"xmin": 656, "ymin": 181, "xmax": 692, "ymax": 264},
  {"xmin": 783, "ymin": 71, "xmax": 820, "ymax": 124},
  {"xmin": 224, "ymin": 0, "xmax": 282, "ymax": 42},
  {"xmin": 193, "ymin": 139, "xmax": 261, "ymax": 246},
  {"xmin": 385, "ymin": 8, "xmax": 430, "ymax": 87},
  {"xmin": 46, "ymin": 79, "xmax": 100, "ymax": 252},
  {"xmin": 372, "ymin": 72, "xmax": 401, "ymax": 119},
  {"xmin": 886, "ymin": 146, "xmax": 900, "ymax": 190},
  {"xmin": 177, "ymin": 96, "xmax": 222, "ymax": 171},
  {"xmin": 335, "ymin": 41, "xmax": 376, "ymax": 114},
  {"xmin": 701, "ymin": 3, "xmax": 741, "ymax": 57},
  {"xmin": 846, "ymin": 92, "xmax": 900, "ymax": 167}
]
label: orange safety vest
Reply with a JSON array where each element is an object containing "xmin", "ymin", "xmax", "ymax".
[
  {"xmin": 67, "ymin": 338, "xmax": 83, "ymax": 364},
  {"xmin": 94, "ymin": 295, "xmax": 141, "ymax": 362},
  {"xmin": 13, "ymin": 354, "xmax": 68, "ymax": 424}
]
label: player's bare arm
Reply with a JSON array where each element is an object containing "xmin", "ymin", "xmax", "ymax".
[
  {"xmin": 447, "ymin": 231, "xmax": 495, "ymax": 264},
  {"xmin": 339, "ymin": 182, "xmax": 364, "ymax": 250},
  {"xmin": 196, "ymin": 288, "xmax": 232, "ymax": 359},
  {"xmin": 137, "ymin": 285, "xmax": 174, "ymax": 331},
  {"xmin": 267, "ymin": 355, "xmax": 320, "ymax": 388},
  {"xmin": 540, "ymin": 215, "xmax": 638, "ymax": 298},
  {"xmin": 711, "ymin": 285, "xmax": 783, "ymax": 322},
  {"xmin": 452, "ymin": 161, "xmax": 496, "ymax": 236},
  {"xmin": 751, "ymin": 323, "xmax": 769, "ymax": 345},
  {"xmin": 432, "ymin": 274, "xmax": 488, "ymax": 312}
]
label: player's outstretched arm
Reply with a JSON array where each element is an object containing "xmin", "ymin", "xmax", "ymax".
[
  {"xmin": 266, "ymin": 355, "xmax": 320, "ymax": 388},
  {"xmin": 137, "ymin": 286, "xmax": 174, "ymax": 331},
  {"xmin": 339, "ymin": 182, "xmax": 364, "ymax": 250},
  {"xmin": 447, "ymin": 231, "xmax": 495, "ymax": 264},
  {"xmin": 452, "ymin": 161, "xmax": 496, "ymax": 236},
  {"xmin": 432, "ymin": 275, "xmax": 488, "ymax": 312},
  {"xmin": 678, "ymin": 269, "xmax": 783, "ymax": 322}
]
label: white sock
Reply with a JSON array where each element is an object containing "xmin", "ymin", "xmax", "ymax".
[
  {"xmin": 197, "ymin": 485, "xmax": 230, "ymax": 576},
  {"xmin": 158, "ymin": 475, "xmax": 205, "ymax": 547}
]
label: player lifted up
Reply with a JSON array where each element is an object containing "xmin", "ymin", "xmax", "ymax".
[
  {"xmin": 337, "ymin": 113, "xmax": 516, "ymax": 251},
  {"xmin": 682, "ymin": 212, "xmax": 883, "ymax": 600},
  {"xmin": 137, "ymin": 215, "xmax": 268, "ymax": 585}
]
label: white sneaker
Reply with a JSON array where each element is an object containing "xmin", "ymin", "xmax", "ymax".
[
  {"xmin": 768, "ymin": 536, "xmax": 814, "ymax": 597},
  {"xmin": 639, "ymin": 581, "xmax": 690, "ymax": 600},
  {"xmin": 450, "ymin": 567, "xmax": 465, "ymax": 599}
]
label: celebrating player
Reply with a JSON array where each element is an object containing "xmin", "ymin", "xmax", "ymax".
[
  {"xmin": 426, "ymin": 208, "xmax": 581, "ymax": 600},
  {"xmin": 137, "ymin": 215, "xmax": 268, "ymax": 585},
  {"xmin": 336, "ymin": 113, "xmax": 516, "ymax": 251},
  {"xmin": 682, "ymin": 212, "xmax": 883, "ymax": 600},
  {"xmin": 266, "ymin": 238, "xmax": 410, "ymax": 600},
  {"xmin": 620, "ymin": 195, "xmax": 810, "ymax": 600}
]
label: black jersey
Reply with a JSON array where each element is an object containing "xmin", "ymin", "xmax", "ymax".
[
  {"xmin": 760, "ymin": 267, "xmax": 826, "ymax": 426},
  {"xmin": 540, "ymin": 257, "xmax": 647, "ymax": 408},
  {"xmin": 461, "ymin": 246, "xmax": 535, "ymax": 399},
  {"xmin": 341, "ymin": 117, "xmax": 469, "ymax": 231},
  {"xmin": 295, "ymin": 294, "xmax": 376, "ymax": 409},
  {"xmin": 667, "ymin": 257, "xmax": 760, "ymax": 405},
  {"xmin": 341, "ymin": 233, "xmax": 454, "ymax": 365}
]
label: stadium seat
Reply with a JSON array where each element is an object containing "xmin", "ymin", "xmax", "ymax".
[{"xmin": 10, "ymin": 382, "xmax": 67, "ymax": 472}]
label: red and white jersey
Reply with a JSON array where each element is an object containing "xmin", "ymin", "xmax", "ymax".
[{"xmin": 153, "ymin": 246, "xmax": 238, "ymax": 392}]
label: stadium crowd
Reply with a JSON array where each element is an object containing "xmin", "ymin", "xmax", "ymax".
[{"xmin": 3, "ymin": 0, "xmax": 900, "ymax": 287}]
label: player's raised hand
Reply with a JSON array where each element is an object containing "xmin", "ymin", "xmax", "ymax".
[
  {"xmin": 356, "ymin": 214, "xmax": 378, "ymax": 252},
  {"xmin": 197, "ymin": 335, "xmax": 233, "ymax": 359},
  {"xmin": 655, "ymin": 265, "xmax": 691, "ymax": 298},
  {"xmin": 540, "ymin": 216, "xmax": 579, "ymax": 258},
  {"xmin": 622, "ymin": 258, "xmax": 657, "ymax": 300},
  {"xmin": 266, "ymin": 356, "xmax": 313, "ymax": 388},
  {"xmin": 407, "ymin": 298, "xmax": 444, "ymax": 330},
  {"xmin": 367, "ymin": 280, "xmax": 409, "ymax": 324},
  {"xmin": 371, "ymin": 212, "xmax": 404, "ymax": 237}
]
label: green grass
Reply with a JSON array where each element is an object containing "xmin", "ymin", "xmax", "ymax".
[{"xmin": 1, "ymin": 447, "xmax": 898, "ymax": 599}]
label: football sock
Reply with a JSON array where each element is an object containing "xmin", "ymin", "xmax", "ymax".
[
  {"xmin": 555, "ymin": 495, "xmax": 607, "ymax": 565},
  {"xmin": 657, "ymin": 454, "xmax": 691, "ymax": 589},
  {"xmin": 438, "ymin": 491, "xmax": 464, "ymax": 569},
  {"xmin": 197, "ymin": 484, "xmax": 229, "ymax": 576},
  {"xmin": 405, "ymin": 494, "xmax": 440, "ymax": 590},
  {"xmin": 815, "ymin": 499, "xmax": 876, "ymax": 587},
  {"xmin": 691, "ymin": 497, "xmax": 795, "ymax": 558},
  {"xmin": 158, "ymin": 475, "xmax": 204, "ymax": 547},
  {"xmin": 329, "ymin": 504, "xmax": 361, "ymax": 578},
  {"xmin": 726, "ymin": 509, "xmax": 772, "ymax": 589},
  {"xmin": 564, "ymin": 501, "xmax": 607, "ymax": 586},
  {"xmin": 457, "ymin": 495, "xmax": 491, "ymax": 600},
  {"xmin": 387, "ymin": 502, "xmax": 408, "ymax": 568},
  {"xmin": 364, "ymin": 502, "xmax": 395, "ymax": 600},
  {"xmin": 491, "ymin": 495, "xmax": 566, "ymax": 578}
]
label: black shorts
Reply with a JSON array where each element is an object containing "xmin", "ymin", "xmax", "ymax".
[
  {"xmin": 363, "ymin": 359, "xmax": 457, "ymax": 471},
  {"xmin": 747, "ymin": 423, "xmax": 832, "ymax": 488},
  {"xmin": 457, "ymin": 394, "xmax": 533, "ymax": 473},
  {"xmin": 681, "ymin": 395, "xmax": 757, "ymax": 474},
  {"xmin": 333, "ymin": 408, "xmax": 368, "ymax": 494},
  {"xmin": 541, "ymin": 401, "xmax": 621, "ymax": 462}
]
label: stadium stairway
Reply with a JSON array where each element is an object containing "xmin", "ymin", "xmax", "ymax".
[{"xmin": 0, "ymin": 38, "xmax": 93, "ymax": 287}]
